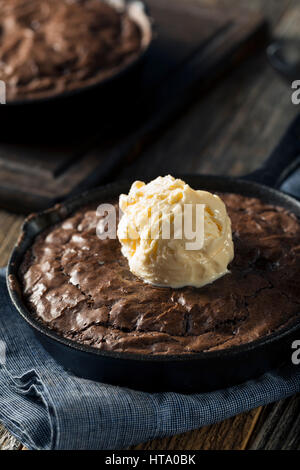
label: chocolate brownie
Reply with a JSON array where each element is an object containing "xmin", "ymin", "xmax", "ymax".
[
  {"xmin": 0, "ymin": 0, "xmax": 143, "ymax": 101},
  {"xmin": 19, "ymin": 194, "xmax": 300, "ymax": 355}
]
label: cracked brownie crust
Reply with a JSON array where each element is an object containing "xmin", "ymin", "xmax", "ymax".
[
  {"xmin": 19, "ymin": 193, "xmax": 300, "ymax": 355},
  {"xmin": 1, "ymin": 0, "xmax": 142, "ymax": 101}
]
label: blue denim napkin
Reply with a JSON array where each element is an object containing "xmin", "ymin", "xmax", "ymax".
[{"xmin": 0, "ymin": 268, "xmax": 299, "ymax": 450}]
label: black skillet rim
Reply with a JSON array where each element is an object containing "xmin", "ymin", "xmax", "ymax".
[{"xmin": 6, "ymin": 175, "xmax": 300, "ymax": 363}]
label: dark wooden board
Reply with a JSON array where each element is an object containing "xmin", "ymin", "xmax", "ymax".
[
  {"xmin": 0, "ymin": 0, "xmax": 268, "ymax": 213},
  {"xmin": 247, "ymin": 394, "xmax": 300, "ymax": 450}
]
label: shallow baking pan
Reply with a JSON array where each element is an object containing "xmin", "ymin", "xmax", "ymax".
[
  {"xmin": 0, "ymin": 0, "xmax": 153, "ymax": 139},
  {"xmin": 7, "ymin": 117, "xmax": 300, "ymax": 393}
]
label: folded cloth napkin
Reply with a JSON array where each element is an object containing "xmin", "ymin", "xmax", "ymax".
[{"xmin": 0, "ymin": 268, "xmax": 299, "ymax": 450}]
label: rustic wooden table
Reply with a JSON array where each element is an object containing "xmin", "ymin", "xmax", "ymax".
[{"xmin": 0, "ymin": 0, "xmax": 300, "ymax": 451}]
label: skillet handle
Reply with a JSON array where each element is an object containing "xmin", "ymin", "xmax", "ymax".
[
  {"xmin": 267, "ymin": 39, "xmax": 300, "ymax": 82},
  {"xmin": 243, "ymin": 114, "xmax": 300, "ymax": 188}
]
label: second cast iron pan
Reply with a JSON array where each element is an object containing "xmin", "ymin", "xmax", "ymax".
[
  {"xmin": 0, "ymin": 1, "xmax": 153, "ymax": 139},
  {"xmin": 6, "ymin": 116, "xmax": 300, "ymax": 393}
]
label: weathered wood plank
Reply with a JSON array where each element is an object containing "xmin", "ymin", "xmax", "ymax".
[
  {"xmin": 0, "ymin": 424, "xmax": 23, "ymax": 451},
  {"xmin": 120, "ymin": 1, "xmax": 299, "ymax": 181},
  {"xmin": 0, "ymin": 211, "xmax": 23, "ymax": 268},
  {"xmin": 247, "ymin": 394, "xmax": 300, "ymax": 450}
]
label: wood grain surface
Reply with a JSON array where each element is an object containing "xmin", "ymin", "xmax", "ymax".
[{"xmin": 0, "ymin": 0, "xmax": 299, "ymax": 451}]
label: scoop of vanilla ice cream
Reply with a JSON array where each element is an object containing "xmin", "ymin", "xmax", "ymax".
[{"xmin": 117, "ymin": 175, "xmax": 234, "ymax": 288}]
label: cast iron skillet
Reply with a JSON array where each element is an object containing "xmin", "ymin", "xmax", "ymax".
[
  {"xmin": 7, "ymin": 116, "xmax": 300, "ymax": 393},
  {"xmin": 0, "ymin": 1, "xmax": 152, "ymax": 139}
]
